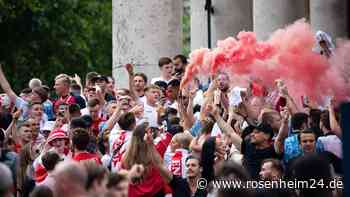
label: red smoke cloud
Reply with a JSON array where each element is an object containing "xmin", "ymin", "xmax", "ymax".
[{"xmin": 181, "ymin": 19, "xmax": 350, "ymax": 103}]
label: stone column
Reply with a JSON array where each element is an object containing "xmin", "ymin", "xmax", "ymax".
[
  {"xmin": 253, "ymin": 0, "xmax": 305, "ymax": 40},
  {"xmin": 190, "ymin": 0, "xmax": 208, "ymax": 50},
  {"xmin": 113, "ymin": 0, "xmax": 183, "ymax": 88},
  {"xmin": 191, "ymin": 0, "xmax": 253, "ymax": 50},
  {"xmin": 212, "ymin": 0, "xmax": 253, "ymax": 44},
  {"xmin": 310, "ymin": 0, "xmax": 348, "ymax": 39}
]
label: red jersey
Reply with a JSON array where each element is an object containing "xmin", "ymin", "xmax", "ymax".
[
  {"xmin": 128, "ymin": 166, "xmax": 165, "ymax": 197},
  {"xmin": 125, "ymin": 133, "xmax": 173, "ymax": 197},
  {"xmin": 53, "ymin": 95, "xmax": 76, "ymax": 113},
  {"xmin": 73, "ymin": 152, "xmax": 102, "ymax": 165},
  {"xmin": 91, "ymin": 117, "xmax": 105, "ymax": 137}
]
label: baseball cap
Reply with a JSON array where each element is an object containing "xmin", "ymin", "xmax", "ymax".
[{"xmin": 92, "ymin": 75, "xmax": 108, "ymax": 83}]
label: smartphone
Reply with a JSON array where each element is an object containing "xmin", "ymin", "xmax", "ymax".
[{"xmin": 275, "ymin": 96, "xmax": 287, "ymax": 112}]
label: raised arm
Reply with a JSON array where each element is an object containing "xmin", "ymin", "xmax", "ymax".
[
  {"xmin": 103, "ymin": 104, "xmax": 122, "ymax": 132},
  {"xmin": 186, "ymin": 88, "xmax": 196, "ymax": 125},
  {"xmin": 279, "ymin": 85, "xmax": 300, "ymax": 114},
  {"xmin": 177, "ymin": 91, "xmax": 195, "ymax": 130},
  {"xmin": 329, "ymin": 99, "xmax": 341, "ymax": 138},
  {"xmin": 72, "ymin": 74, "xmax": 84, "ymax": 96},
  {"xmin": 274, "ymin": 108, "xmax": 290, "ymax": 154},
  {"xmin": 0, "ymin": 64, "xmax": 17, "ymax": 102},
  {"xmin": 5, "ymin": 109, "xmax": 21, "ymax": 142},
  {"xmin": 212, "ymin": 105, "xmax": 242, "ymax": 151},
  {"xmin": 125, "ymin": 64, "xmax": 137, "ymax": 100},
  {"xmin": 155, "ymin": 161, "xmax": 173, "ymax": 184}
]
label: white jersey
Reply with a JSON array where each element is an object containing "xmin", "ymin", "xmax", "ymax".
[
  {"xmin": 109, "ymin": 130, "xmax": 132, "ymax": 172},
  {"xmin": 167, "ymin": 148, "xmax": 189, "ymax": 179}
]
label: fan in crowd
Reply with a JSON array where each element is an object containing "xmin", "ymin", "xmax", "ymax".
[{"xmin": 0, "ymin": 51, "xmax": 346, "ymax": 197}]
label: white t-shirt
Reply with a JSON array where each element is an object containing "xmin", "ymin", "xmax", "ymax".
[
  {"xmin": 80, "ymin": 108, "xmax": 103, "ymax": 117},
  {"xmin": 318, "ymin": 135, "xmax": 342, "ymax": 159},
  {"xmin": 109, "ymin": 129, "xmax": 133, "ymax": 172},
  {"xmin": 138, "ymin": 95, "xmax": 146, "ymax": 104},
  {"xmin": 143, "ymin": 102, "xmax": 159, "ymax": 128},
  {"xmin": 166, "ymin": 101, "xmax": 178, "ymax": 110},
  {"xmin": 151, "ymin": 77, "xmax": 171, "ymax": 85}
]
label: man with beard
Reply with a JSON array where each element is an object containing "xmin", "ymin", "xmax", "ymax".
[
  {"xmin": 125, "ymin": 64, "xmax": 148, "ymax": 103},
  {"xmin": 185, "ymin": 156, "xmax": 202, "ymax": 196},
  {"xmin": 242, "ymin": 123, "xmax": 281, "ymax": 179},
  {"xmin": 214, "ymin": 73, "xmax": 231, "ymax": 114},
  {"xmin": 173, "ymin": 54, "xmax": 188, "ymax": 79}
]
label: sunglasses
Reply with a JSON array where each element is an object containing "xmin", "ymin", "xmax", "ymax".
[{"xmin": 87, "ymin": 87, "xmax": 96, "ymax": 92}]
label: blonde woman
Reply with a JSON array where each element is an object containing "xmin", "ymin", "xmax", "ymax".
[{"xmin": 121, "ymin": 122, "xmax": 176, "ymax": 197}]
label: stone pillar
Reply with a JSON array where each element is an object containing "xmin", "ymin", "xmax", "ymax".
[
  {"xmin": 190, "ymin": 0, "xmax": 208, "ymax": 50},
  {"xmin": 253, "ymin": 0, "xmax": 305, "ymax": 40},
  {"xmin": 310, "ymin": 0, "xmax": 348, "ymax": 39},
  {"xmin": 113, "ymin": 0, "xmax": 183, "ymax": 88},
  {"xmin": 191, "ymin": 0, "xmax": 253, "ymax": 50},
  {"xmin": 212, "ymin": 0, "xmax": 253, "ymax": 44}
]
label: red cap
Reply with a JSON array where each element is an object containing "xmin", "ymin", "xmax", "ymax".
[{"xmin": 47, "ymin": 129, "xmax": 69, "ymax": 146}]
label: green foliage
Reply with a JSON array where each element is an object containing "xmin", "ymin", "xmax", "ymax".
[
  {"xmin": 182, "ymin": 0, "xmax": 191, "ymax": 56},
  {"xmin": 0, "ymin": 0, "xmax": 112, "ymax": 92}
]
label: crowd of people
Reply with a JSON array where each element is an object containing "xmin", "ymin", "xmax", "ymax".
[{"xmin": 0, "ymin": 49, "xmax": 346, "ymax": 197}]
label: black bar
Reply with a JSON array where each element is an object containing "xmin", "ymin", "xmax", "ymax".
[
  {"xmin": 341, "ymin": 102, "xmax": 350, "ymax": 197},
  {"xmin": 205, "ymin": 0, "xmax": 214, "ymax": 49}
]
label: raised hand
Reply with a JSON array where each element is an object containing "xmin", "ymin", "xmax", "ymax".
[
  {"xmin": 280, "ymin": 107, "xmax": 290, "ymax": 122},
  {"xmin": 329, "ymin": 96, "xmax": 337, "ymax": 109},
  {"xmin": 125, "ymin": 63, "xmax": 134, "ymax": 75},
  {"xmin": 12, "ymin": 108, "xmax": 22, "ymax": 120},
  {"xmin": 73, "ymin": 73, "xmax": 82, "ymax": 85},
  {"xmin": 129, "ymin": 164, "xmax": 145, "ymax": 184},
  {"xmin": 130, "ymin": 103, "xmax": 144, "ymax": 117}
]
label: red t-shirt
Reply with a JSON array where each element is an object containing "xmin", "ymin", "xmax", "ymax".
[
  {"xmin": 53, "ymin": 95, "xmax": 76, "ymax": 113},
  {"xmin": 14, "ymin": 143, "xmax": 22, "ymax": 153},
  {"xmin": 73, "ymin": 152, "xmax": 102, "ymax": 165},
  {"xmin": 91, "ymin": 117, "xmax": 105, "ymax": 137},
  {"xmin": 126, "ymin": 133, "xmax": 173, "ymax": 197},
  {"xmin": 128, "ymin": 165, "xmax": 166, "ymax": 197}
]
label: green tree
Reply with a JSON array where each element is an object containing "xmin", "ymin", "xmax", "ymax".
[
  {"xmin": 182, "ymin": 0, "xmax": 191, "ymax": 56},
  {"xmin": 0, "ymin": 0, "xmax": 112, "ymax": 92}
]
